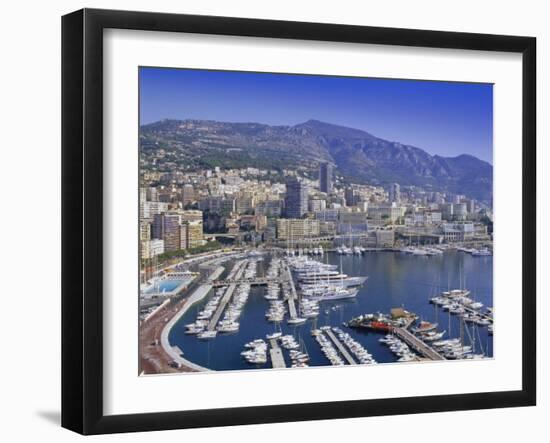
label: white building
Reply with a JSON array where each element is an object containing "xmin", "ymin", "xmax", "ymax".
[
  {"xmin": 140, "ymin": 201, "xmax": 170, "ymax": 220},
  {"xmin": 141, "ymin": 239, "xmax": 164, "ymax": 259}
]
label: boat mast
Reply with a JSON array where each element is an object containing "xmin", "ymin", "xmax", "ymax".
[{"xmin": 459, "ymin": 315, "xmax": 464, "ymax": 353}]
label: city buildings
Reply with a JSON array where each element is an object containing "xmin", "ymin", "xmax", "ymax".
[
  {"xmin": 139, "ymin": 163, "xmax": 491, "ymax": 255},
  {"xmin": 308, "ymin": 198, "xmax": 327, "ymax": 212},
  {"xmin": 338, "ymin": 211, "xmax": 369, "ymax": 233},
  {"xmin": 198, "ymin": 196, "xmax": 236, "ymax": 216},
  {"xmin": 255, "ymin": 199, "xmax": 283, "ymax": 217},
  {"xmin": 375, "ymin": 229, "xmax": 395, "ymax": 247},
  {"xmin": 180, "ymin": 184, "xmax": 195, "ymax": 206},
  {"xmin": 368, "ymin": 204, "xmax": 406, "ymax": 223}
]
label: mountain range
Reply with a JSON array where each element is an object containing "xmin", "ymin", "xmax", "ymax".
[{"xmin": 140, "ymin": 118, "xmax": 493, "ymax": 202}]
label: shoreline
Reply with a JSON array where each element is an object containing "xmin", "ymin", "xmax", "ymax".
[
  {"xmin": 140, "ymin": 251, "xmax": 241, "ymax": 375},
  {"xmin": 159, "ymin": 283, "xmax": 214, "ymax": 372}
]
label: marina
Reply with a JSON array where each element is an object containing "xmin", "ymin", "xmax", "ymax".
[{"xmin": 166, "ymin": 249, "xmax": 493, "ymax": 371}]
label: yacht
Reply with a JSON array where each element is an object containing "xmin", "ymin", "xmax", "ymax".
[
  {"xmin": 197, "ymin": 330, "xmax": 217, "ymax": 339},
  {"xmin": 266, "ymin": 332, "xmax": 282, "ymax": 340},
  {"xmin": 421, "ymin": 330, "xmax": 446, "ymax": 342},
  {"xmin": 411, "ymin": 321, "xmax": 438, "ymax": 334},
  {"xmin": 287, "ymin": 317, "xmax": 307, "ymax": 325},
  {"xmin": 307, "ymin": 287, "xmax": 358, "ymax": 301},
  {"xmin": 471, "ymin": 248, "xmax": 492, "ymax": 256}
]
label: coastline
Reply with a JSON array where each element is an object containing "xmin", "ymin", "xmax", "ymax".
[
  {"xmin": 159, "ymin": 283, "xmax": 213, "ymax": 372},
  {"xmin": 140, "ymin": 252, "xmax": 239, "ymax": 375}
]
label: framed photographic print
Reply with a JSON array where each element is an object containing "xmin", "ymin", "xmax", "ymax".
[{"xmin": 61, "ymin": 8, "xmax": 536, "ymax": 435}]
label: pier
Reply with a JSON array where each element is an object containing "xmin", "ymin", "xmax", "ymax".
[
  {"xmin": 284, "ymin": 264, "xmax": 299, "ymax": 319},
  {"xmin": 211, "ymin": 276, "xmax": 276, "ymax": 287},
  {"xmin": 323, "ymin": 328, "xmax": 357, "ymax": 365},
  {"xmin": 462, "ymin": 304, "xmax": 493, "ymax": 322},
  {"xmin": 207, "ymin": 283, "xmax": 237, "ymax": 331},
  {"xmin": 207, "ymin": 260, "xmax": 248, "ymax": 331},
  {"xmin": 158, "ymin": 283, "xmax": 213, "ymax": 372},
  {"xmin": 392, "ymin": 327, "xmax": 446, "ymax": 360},
  {"xmin": 269, "ymin": 338, "xmax": 286, "ymax": 368}
]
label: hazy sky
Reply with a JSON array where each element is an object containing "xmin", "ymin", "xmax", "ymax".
[{"xmin": 139, "ymin": 67, "xmax": 493, "ymax": 163}]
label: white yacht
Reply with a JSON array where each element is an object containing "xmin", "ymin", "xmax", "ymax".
[{"xmin": 197, "ymin": 330, "xmax": 217, "ymax": 339}]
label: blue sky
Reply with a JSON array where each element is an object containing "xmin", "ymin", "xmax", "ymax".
[{"xmin": 139, "ymin": 67, "xmax": 493, "ymax": 163}]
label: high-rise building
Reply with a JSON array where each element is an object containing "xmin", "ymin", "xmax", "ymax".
[
  {"xmin": 146, "ymin": 187, "xmax": 159, "ymax": 202},
  {"xmin": 179, "ymin": 224, "xmax": 188, "ymax": 250},
  {"xmin": 276, "ymin": 219, "xmax": 320, "ymax": 240},
  {"xmin": 140, "ymin": 222, "xmax": 151, "ymax": 242},
  {"xmin": 308, "ymin": 198, "xmax": 327, "ymax": 212},
  {"xmin": 255, "ymin": 199, "xmax": 283, "ymax": 217},
  {"xmin": 198, "ymin": 197, "xmax": 236, "ymax": 216},
  {"xmin": 368, "ymin": 205, "xmax": 406, "ymax": 223},
  {"xmin": 180, "ymin": 184, "xmax": 195, "ymax": 206},
  {"xmin": 319, "ymin": 162, "xmax": 333, "ymax": 194},
  {"xmin": 441, "ymin": 203, "xmax": 454, "ymax": 221},
  {"xmin": 141, "ymin": 239, "xmax": 164, "ymax": 260},
  {"xmin": 375, "ymin": 230, "xmax": 395, "ymax": 247},
  {"xmin": 285, "ymin": 178, "xmax": 308, "ymax": 219},
  {"xmin": 454, "ymin": 203, "xmax": 468, "ymax": 221},
  {"xmin": 177, "ymin": 209, "xmax": 203, "ymax": 223},
  {"xmin": 152, "ymin": 213, "xmax": 180, "ymax": 251},
  {"xmin": 338, "ymin": 211, "xmax": 369, "ymax": 233},
  {"xmin": 389, "ymin": 183, "xmax": 401, "ymax": 203},
  {"xmin": 186, "ymin": 221, "xmax": 204, "ymax": 249},
  {"xmin": 236, "ymin": 195, "xmax": 255, "ymax": 214},
  {"xmin": 140, "ymin": 201, "xmax": 169, "ymax": 220},
  {"xmin": 345, "ymin": 187, "xmax": 359, "ymax": 206}
]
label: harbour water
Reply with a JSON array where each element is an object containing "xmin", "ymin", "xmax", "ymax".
[{"xmin": 169, "ymin": 251, "xmax": 493, "ymax": 371}]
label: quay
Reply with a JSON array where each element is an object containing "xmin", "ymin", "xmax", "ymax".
[
  {"xmin": 323, "ymin": 328, "xmax": 357, "ymax": 365},
  {"xmin": 207, "ymin": 260, "xmax": 248, "ymax": 331},
  {"xmin": 284, "ymin": 264, "xmax": 299, "ymax": 319},
  {"xmin": 207, "ymin": 284, "xmax": 237, "ymax": 331},
  {"xmin": 211, "ymin": 276, "xmax": 276, "ymax": 287},
  {"xmin": 462, "ymin": 304, "xmax": 493, "ymax": 322},
  {"xmin": 392, "ymin": 326, "xmax": 446, "ymax": 360},
  {"xmin": 159, "ymin": 283, "xmax": 212, "ymax": 372},
  {"xmin": 269, "ymin": 338, "xmax": 286, "ymax": 368}
]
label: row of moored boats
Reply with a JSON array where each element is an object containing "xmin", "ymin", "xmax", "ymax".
[
  {"xmin": 430, "ymin": 289, "xmax": 493, "ymax": 327},
  {"xmin": 331, "ymin": 327, "xmax": 377, "ymax": 364}
]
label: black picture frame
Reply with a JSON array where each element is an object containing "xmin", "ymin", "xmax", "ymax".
[{"xmin": 61, "ymin": 8, "xmax": 536, "ymax": 435}]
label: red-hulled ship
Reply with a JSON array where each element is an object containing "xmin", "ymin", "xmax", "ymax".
[{"xmin": 364, "ymin": 320, "xmax": 393, "ymax": 332}]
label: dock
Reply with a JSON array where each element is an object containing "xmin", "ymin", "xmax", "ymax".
[
  {"xmin": 284, "ymin": 264, "xmax": 299, "ymax": 319},
  {"xmin": 462, "ymin": 304, "xmax": 493, "ymax": 322},
  {"xmin": 269, "ymin": 338, "xmax": 286, "ymax": 368},
  {"xmin": 207, "ymin": 283, "xmax": 237, "ymax": 331},
  {"xmin": 211, "ymin": 276, "xmax": 276, "ymax": 287},
  {"xmin": 324, "ymin": 328, "xmax": 357, "ymax": 365},
  {"xmin": 207, "ymin": 260, "xmax": 248, "ymax": 331},
  {"xmin": 392, "ymin": 327, "xmax": 446, "ymax": 360}
]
